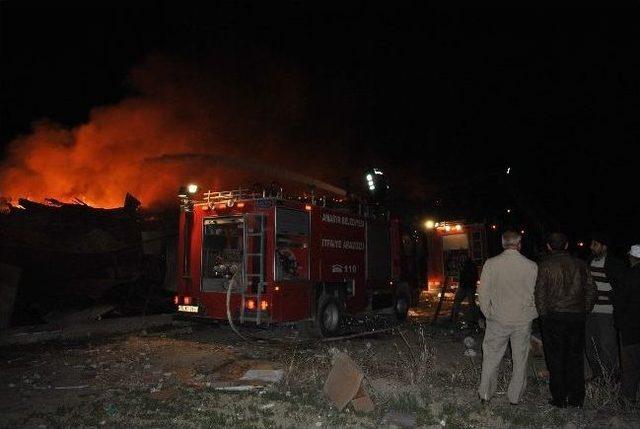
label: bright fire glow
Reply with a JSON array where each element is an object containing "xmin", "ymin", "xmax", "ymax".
[{"xmin": 0, "ymin": 56, "xmax": 352, "ymax": 209}]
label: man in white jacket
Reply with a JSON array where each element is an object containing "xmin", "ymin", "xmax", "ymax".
[{"xmin": 477, "ymin": 230, "xmax": 538, "ymax": 405}]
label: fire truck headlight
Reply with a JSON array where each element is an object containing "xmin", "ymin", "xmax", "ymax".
[
  {"xmin": 425, "ymin": 220, "xmax": 435, "ymax": 229},
  {"xmin": 187, "ymin": 184, "xmax": 199, "ymax": 194}
]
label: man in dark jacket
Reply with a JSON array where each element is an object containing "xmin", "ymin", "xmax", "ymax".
[
  {"xmin": 535, "ymin": 232, "xmax": 597, "ymax": 407},
  {"xmin": 617, "ymin": 245, "xmax": 640, "ymax": 403}
]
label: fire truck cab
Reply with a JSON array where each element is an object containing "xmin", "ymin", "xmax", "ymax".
[{"xmin": 175, "ymin": 187, "xmax": 415, "ymax": 336}]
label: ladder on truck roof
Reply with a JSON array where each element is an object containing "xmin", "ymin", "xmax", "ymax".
[
  {"xmin": 202, "ymin": 187, "xmax": 282, "ymax": 205},
  {"xmin": 240, "ymin": 213, "xmax": 267, "ymax": 325}
]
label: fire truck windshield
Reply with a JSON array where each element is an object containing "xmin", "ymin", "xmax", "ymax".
[{"xmin": 202, "ymin": 217, "xmax": 243, "ymax": 291}]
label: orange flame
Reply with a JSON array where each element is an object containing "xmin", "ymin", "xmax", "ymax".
[
  {"xmin": 0, "ymin": 55, "xmax": 357, "ymax": 208},
  {"xmin": 0, "ymin": 98, "xmax": 209, "ymax": 208}
]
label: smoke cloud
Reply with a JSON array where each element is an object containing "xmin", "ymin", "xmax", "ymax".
[{"xmin": 0, "ymin": 54, "xmax": 354, "ymax": 208}]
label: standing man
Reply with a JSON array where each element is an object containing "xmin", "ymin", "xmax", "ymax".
[
  {"xmin": 617, "ymin": 244, "xmax": 640, "ymax": 404},
  {"xmin": 478, "ymin": 231, "xmax": 538, "ymax": 405},
  {"xmin": 451, "ymin": 254, "xmax": 479, "ymax": 323},
  {"xmin": 535, "ymin": 233, "xmax": 597, "ymax": 408},
  {"xmin": 586, "ymin": 233, "xmax": 624, "ymax": 379}
]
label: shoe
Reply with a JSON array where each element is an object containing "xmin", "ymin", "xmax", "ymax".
[
  {"xmin": 509, "ymin": 401, "xmax": 519, "ymax": 406},
  {"xmin": 548, "ymin": 399, "xmax": 567, "ymax": 408}
]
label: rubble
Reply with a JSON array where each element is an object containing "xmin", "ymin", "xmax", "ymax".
[
  {"xmin": 44, "ymin": 304, "xmax": 116, "ymax": 326},
  {"xmin": 240, "ymin": 369, "xmax": 284, "ymax": 383},
  {"xmin": 323, "ymin": 351, "xmax": 374, "ymax": 412},
  {"xmin": 0, "ymin": 314, "xmax": 174, "ymax": 345},
  {"xmin": 0, "ymin": 299, "xmax": 637, "ymax": 428},
  {"xmin": 462, "ymin": 336, "xmax": 476, "ymax": 349},
  {"xmin": 350, "ymin": 385, "xmax": 375, "ymax": 413},
  {"xmin": 381, "ymin": 410, "xmax": 417, "ymax": 428},
  {"xmin": 0, "ymin": 196, "xmax": 176, "ymax": 327}
]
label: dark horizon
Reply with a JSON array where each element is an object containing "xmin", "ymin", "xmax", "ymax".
[{"xmin": 1, "ymin": 1, "xmax": 638, "ymax": 253}]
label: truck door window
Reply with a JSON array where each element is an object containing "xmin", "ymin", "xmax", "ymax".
[
  {"xmin": 202, "ymin": 217, "xmax": 243, "ymax": 292},
  {"xmin": 275, "ymin": 208, "xmax": 309, "ymax": 281}
]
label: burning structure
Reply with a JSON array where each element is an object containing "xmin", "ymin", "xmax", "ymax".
[{"xmin": 0, "ymin": 195, "xmax": 175, "ymax": 326}]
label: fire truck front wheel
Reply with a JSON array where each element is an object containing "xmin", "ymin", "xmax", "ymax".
[{"xmin": 315, "ymin": 295, "xmax": 342, "ymax": 337}]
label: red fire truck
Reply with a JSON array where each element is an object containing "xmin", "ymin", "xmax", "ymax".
[
  {"xmin": 425, "ymin": 221, "xmax": 487, "ymax": 294},
  {"xmin": 174, "ymin": 186, "xmax": 419, "ymax": 336}
]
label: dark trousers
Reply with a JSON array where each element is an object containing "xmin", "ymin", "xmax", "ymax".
[
  {"xmin": 541, "ymin": 313, "xmax": 586, "ymax": 406},
  {"xmin": 620, "ymin": 332, "xmax": 640, "ymax": 403},
  {"xmin": 585, "ymin": 312, "xmax": 619, "ymax": 378}
]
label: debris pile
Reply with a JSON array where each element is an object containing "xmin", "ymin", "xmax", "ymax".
[{"xmin": 0, "ymin": 195, "xmax": 176, "ymax": 327}]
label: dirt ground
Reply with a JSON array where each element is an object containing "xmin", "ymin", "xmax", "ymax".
[{"xmin": 1, "ymin": 296, "xmax": 639, "ymax": 428}]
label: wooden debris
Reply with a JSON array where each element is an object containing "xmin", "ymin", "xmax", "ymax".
[
  {"xmin": 44, "ymin": 304, "xmax": 116, "ymax": 326},
  {"xmin": 54, "ymin": 385, "xmax": 89, "ymax": 390},
  {"xmin": 351, "ymin": 385, "xmax": 375, "ymax": 413},
  {"xmin": 0, "ymin": 314, "xmax": 174, "ymax": 345}
]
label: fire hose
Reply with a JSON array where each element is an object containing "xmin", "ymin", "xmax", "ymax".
[{"xmin": 225, "ymin": 268, "xmax": 250, "ymax": 342}]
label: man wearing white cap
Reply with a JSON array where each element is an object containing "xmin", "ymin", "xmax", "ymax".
[{"xmin": 617, "ymin": 244, "xmax": 640, "ymax": 404}]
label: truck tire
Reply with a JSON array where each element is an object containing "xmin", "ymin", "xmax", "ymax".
[
  {"xmin": 393, "ymin": 285, "xmax": 411, "ymax": 322},
  {"xmin": 315, "ymin": 295, "xmax": 342, "ymax": 337}
]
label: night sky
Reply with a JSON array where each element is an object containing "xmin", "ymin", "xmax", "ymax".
[{"xmin": 1, "ymin": 2, "xmax": 639, "ymax": 253}]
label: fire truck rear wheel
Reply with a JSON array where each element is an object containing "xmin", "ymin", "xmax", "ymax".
[
  {"xmin": 394, "ymin": 287, "xmax": 410, "ymax": 322},
  {"xmin": 316, "ymin": 295, "xmax": 342, "ymax": 337}
]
